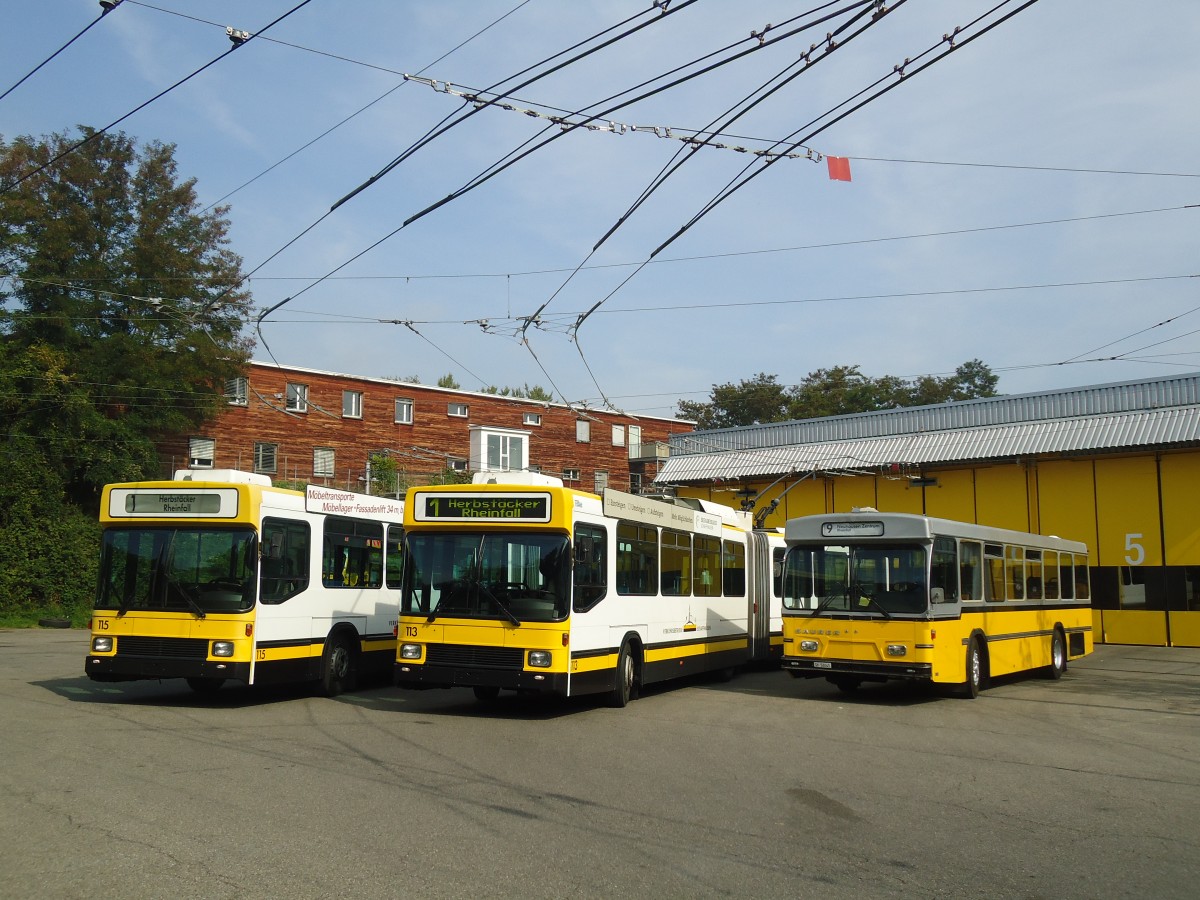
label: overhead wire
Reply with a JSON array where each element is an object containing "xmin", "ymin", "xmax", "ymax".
[
  {"xmin": 0, "ymin": 0, "xmax": 318, "ymax": 195},
  {"xmin": 0, "ymin": 0, "xmax": 124, "ymax": 103}
]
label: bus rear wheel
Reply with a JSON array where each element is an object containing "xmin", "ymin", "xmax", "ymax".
[{"xmin": 320, "ymin": 635, "xmax": 356, "ymax": 698}]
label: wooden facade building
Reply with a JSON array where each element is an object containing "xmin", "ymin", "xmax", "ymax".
[{"xmin": 157, "ymin": 361, "xmax": 690, "ymax": 493}]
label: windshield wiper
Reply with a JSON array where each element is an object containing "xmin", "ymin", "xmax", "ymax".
[
  {"xmin": 182, "ymin": 594, "xmax": 207, "ymax": 620},
  {"xmin": 476, "ymin": 580, "xmax": 521, "ymax": 627}
]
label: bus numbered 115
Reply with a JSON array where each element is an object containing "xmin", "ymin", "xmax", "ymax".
[
  {"xmin": 86, "ymin": 469, "xmax": 405, "ymax": 696},
  {"xmin": 394, "ymin": 473, "xmax": 785, "ymax": 707},
  {"xmin": 779, "ymin": 509, "xmax": 1093, "ymax": 698}
]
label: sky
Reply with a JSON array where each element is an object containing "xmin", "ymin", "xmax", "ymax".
[{"xmin": 3, "ymin": 1, "xmax": 1199, "ymax": 420}]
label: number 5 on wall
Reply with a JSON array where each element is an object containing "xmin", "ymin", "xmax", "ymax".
[{"xmin": 1124, "ymin": 533, "xmax": 1145, "ymax": 566}]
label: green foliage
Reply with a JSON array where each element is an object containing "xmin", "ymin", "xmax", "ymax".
[
  {"xmin": 678, "ymin": 360, "xmax": 999, "ymax": 428},
  {"xmin": 367, "ymin": 451, "xmax": 410, "ymax": 497},
  {"xmin": 480, "ymin": 383, "xmax": 554, "ymax": 401},
  {"xmin": 436, "ymin": 373, "xmax": 461, "ymax": 389},
  {"xmin": 0, "ymin": 127, "xmax": 253, "ymax": 621}
]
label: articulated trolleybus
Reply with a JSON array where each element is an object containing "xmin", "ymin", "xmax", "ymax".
[
  {"xmin": 395, "ymin": 474, "xmax": 784, "ymax": 706},
  {"xmin": 87, "ymin": 469, "xmax": 404, "ymax": 696},
  {"xmin": 780, "ymin": 509, "xmax": 1093, "ymax": 698}
]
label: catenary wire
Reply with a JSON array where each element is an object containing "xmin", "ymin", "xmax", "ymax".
[{"xmin": 0, "ymin": 0, "xmax": 124, "ymax": 102}]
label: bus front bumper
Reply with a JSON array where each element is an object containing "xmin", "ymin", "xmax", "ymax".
[
  {"xmin": 86, "ymin": 655, "xmax": 250, "ymax": 683},
  {"xmin": 782, "ymin": 657, "xmax": 933, "ymax": 680},
  {"xmin": 394, "ymin": 662, "xmax": 568, "ymax": 694}
]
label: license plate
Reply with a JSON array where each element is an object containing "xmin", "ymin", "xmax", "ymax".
[{"xmin": 813, "ymin": 661, "xmax": 832, "ymax": 669}]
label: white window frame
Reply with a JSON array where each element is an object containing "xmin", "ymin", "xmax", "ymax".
[
  {"xmin": 594, "ymin": 471, "xmax": 609, "ymax": 493},
  {"xmin": 188, "ymin": 437, "xmax": 214, "ymax": 469},
  {"xmin": 522, "ymin": 412, "xmax": 542, "ymax": 426},
  {"xmin": 254, "ymin": 442, "xmax": 278, "ymax": 474},
  {"xmin": 342, "ymin": 390, "xmax": 363, "ymax": 419},
  {"xmin": 576, "ymin": 420, "xmax": 590, "ymax": 443},
  {"xmin": 628, "ymin": 425, "xmax": 642, "ymax": 456},
  {"xmin": 224, "ymin": 376, "xmax": 248, "ymax": 406},
  {"xmin": 285, "ymin": 383, "xmax": 308, "ymax": 413},
  {"xmin": 313, "ymin": 447, "xmax": 335, "ymax": 478},
  {"xmin": 448, "ymin": 402, "xmax": 469, "ymax": 418},
  {"xmin": 469, "ymin": 425, "xmax": 530, "ymax": 474},
  {"xmin": 448, "ymin": 459, "xmax": 468, "ymax": 473},
  {"xmin": 395, "ymin": 398, "xmax": 414, "ymax": 425},
  {"xmin": 563, "ymin": 468, "xmax": 581, "ymax": 482},
  {"xmin": 612, "ymin": 424, "xmax": 626, "ymax": 447}
]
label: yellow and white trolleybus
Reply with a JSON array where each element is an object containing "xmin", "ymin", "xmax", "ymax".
[
  {"xmin": 395, "ymin": 474, "xmax": 784, "ymax": 706},
  {"xmin": 780, "ymin": 509, "xmax": 1093, "ymax": 697},
  {"xmin": 86, "ymin": 469, "xmax": 404, "ymax": 696}
]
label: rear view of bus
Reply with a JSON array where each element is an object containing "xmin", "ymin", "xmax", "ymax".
[
  {"xmin": 780, "ymin": 509, "xmax": 1093, "ymax": 698},
  {"xmin": 86, "ymin": 470, "xmax": 404, "ymax": 696}
]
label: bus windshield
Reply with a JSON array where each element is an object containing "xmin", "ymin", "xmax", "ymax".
[
  {"xmin": 403, "ymin": 532, "xmax": 570, "ymax": 623},
  {"xmin": 97, "ymin": 526, "xmax": 258, "ymax": 615},
  {"xmin": 782, "ymin": 544, "xmax": 928, "ymax": 615}
]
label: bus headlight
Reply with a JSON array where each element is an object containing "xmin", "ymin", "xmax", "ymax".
[
  {"xmin": 886, "ymin": 644, "xmax": 908, "ymax": 657},
  {"xmin": 799, "ymin": 640, "xmax": 819, "ymax": 652},
  {"xmin": 212, "ymin": 641, "xmax": 235, "ymax": 657},
  {"xmin": 399, "ymin": 644, "xmax": 422, "ymax": 660},
  {"xmin": 528, "ymin": 650, "xmax": 552, "ymax": 668},
  {"xmin": 91, "ymin": 636, "xmax": 113, "ymax": 653}
]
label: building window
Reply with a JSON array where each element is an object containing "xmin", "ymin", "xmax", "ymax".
[
  {"xmin": 448, "ymin": 459, "xmax": 468, "ymax": 472},
  {"xmin": 224, "ymin": 376, "xmax": 247, "ymax": 406},
  {"xmin": 594, "ymin": 471, "xmax": 608, "ymax": 493},
  {"xmin": 188, "ymin": 437, "xmax": 214, "ymax": 469},
  {"xmin": 576, "ymin": 420, "xmax": 590, "ymax": 443},
  {"xmin": 523, "ymin": 412, "xmax": 542, "ymax": 426},
  {"xmin": 448, "ymin": 402, "xmax": 469, "ymax": 418},
  {"xmin": 254, "ymin": 442, "xmax": 278, "ymax": 474},
  {"xmin": 395, "ymin": 398, "xmax": 414, "ymax": 425},
  {"xmin": 313, "ymin": 447, "xmax": 335, "ymax": 478},
  {"xmin": 469, "ymin": 426, "xmax": 530, "ymax": 474},
  {"xmin": 630, "ymin": 472, "xmax": 642, "ymax": 494},
  {"xmin": 563, "ymin": 468, "xmax": 580, "ymax": 482},
  {"xmin": 342, "ymin": 390, "xmax": 362, "ymax": 419},
  {"xmin": 628, "ymin": 424, "xmax": 642, "ymax": 455},
  {"xmin": 285, "ymin": 383, "xmax": 308, "ymax": 413},
  {"xmin": 612, "ymin": 425, "xmax": 625, "ymax": 447}
]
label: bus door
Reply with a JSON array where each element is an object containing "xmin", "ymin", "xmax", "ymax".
[{"xmin": 747, "ymin": 531, "xmax": 774, "ymax": 661}]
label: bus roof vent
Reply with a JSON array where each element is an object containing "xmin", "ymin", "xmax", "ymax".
[
  {"xmin": 471, "ymin": 471, "xmax": 564, "ymax": 487},
  {"xmin": 174, "ymin": 469, "xmax": 272, "ymax": 486}
]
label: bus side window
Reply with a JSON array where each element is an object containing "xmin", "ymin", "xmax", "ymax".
[{"xmin": 260, "ymin": 518, "xmax": 310, "ymax": 604}]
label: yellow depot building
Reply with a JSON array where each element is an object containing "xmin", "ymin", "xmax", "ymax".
[{"xmin": 655, "ymin": 373, "xmax": 1200, "ymax": 648}]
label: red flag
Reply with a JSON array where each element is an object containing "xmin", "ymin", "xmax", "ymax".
[{"xmin": 826, "ymin": 156, "xmax": 852, "ymax": 182}]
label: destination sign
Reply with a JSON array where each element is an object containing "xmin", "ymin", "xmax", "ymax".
[
  {"xmin": 821, "ymin": 520, "xmax": 885, "ymax": 538},
  {"xmin": 415, "ymin": 492, "xmax": 552, "ymax": 523},
  {"xmin": 110, "ymin": 488, "xmax": 238, "ymax": 518}
]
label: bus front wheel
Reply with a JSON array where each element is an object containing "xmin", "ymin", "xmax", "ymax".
[
  {"xmin": 609, "ymin": 642, "xmax": 636, "ymax": 708},
  {"xmin": 1044, "ymin": 628, "xmax": 1067, "ymax": 680},
  {"xmin": 320, "ymin": 634, "xmax": 356, "ymax": 698},
  {"xmin": 962, "ymin": 638, "xmax": 985, "ymax": 699}
]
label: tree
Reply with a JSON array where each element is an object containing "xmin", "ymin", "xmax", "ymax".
[
  {"xmin": 0, "ymin": 127, "xmax": 253, "ymax": 618},
  {"xmin": 0, "ymin": 128, "xmax": 252, "ymax": 506},
  {"xmin": 436, "ymin": 373, "xmax": 461, "ymax": 389},
  {"xmin": 678, "ymin": 361, "xmax": 999, "ymax": 426},
  {"xmin": 678, "ymin": 373, "xmax": 792, "ymax": 429},
  {"xmin": 480, "ymin": 383, "xmax": 554, "ymax": 401}
]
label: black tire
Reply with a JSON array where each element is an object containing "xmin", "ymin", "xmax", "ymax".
[
  {"xmin": 831, "ymin": 676, "xmax": 861, "ymax": 694},
  {"xmin": 320, "ymin": 634, "xmax": 357, "ymax": 698},
  {"xmin": 186, "ymin": 677, "xmax": 225, "ymax": 695},
  {"xmin": 609, "ymin": 642, "xmax": 635, "ymax": 708},
  {"xmin": 37, "ymin": 617, "xmax": 71, "ymax": 629},
  {"xmin": 1045, "ymin": 628, "xmax": 1067, "ymax": 680},
  {"xmin": 962, "ymin": 637, "xmax": 984, "ymax": 699},
  {"xmin": 473, "ymin": 685, "xmax": 501, "ymax": 702}
]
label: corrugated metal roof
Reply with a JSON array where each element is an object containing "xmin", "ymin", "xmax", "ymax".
[
  {"xmin": 667, "ymin": 372, "xmax": 1200, "ymax": 456},
  {"xmin": 656, "ymin": 405, "xmax": 1200, "ymax": 484}
]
